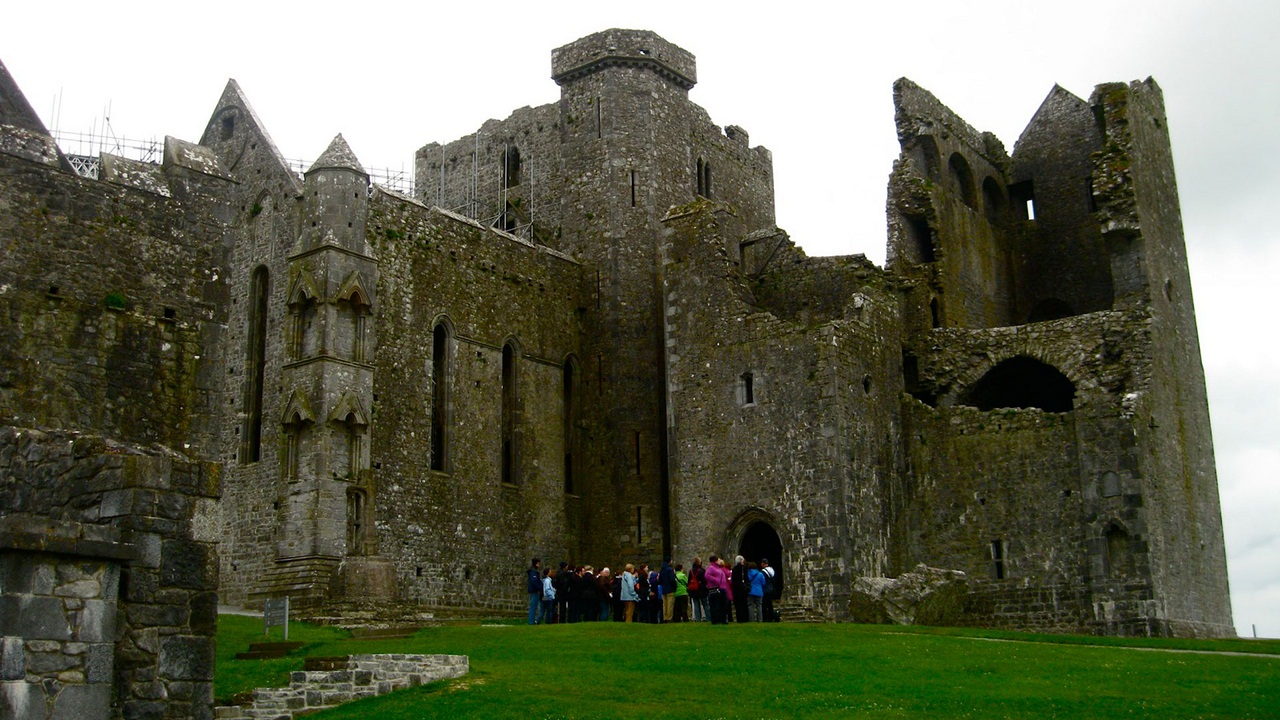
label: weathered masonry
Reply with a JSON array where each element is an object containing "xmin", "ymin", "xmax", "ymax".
[{"xmin": 0, "ymin": 29, "xmax": 1232, "ymax": 693}]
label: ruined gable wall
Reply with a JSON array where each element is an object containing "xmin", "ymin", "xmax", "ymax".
[
  {"xmin": 890, "ymin": 80, "xmax": 1015, "ymax": 330},
  {"xmin": 367, "ymin": 194, "xmax": 582, "ymax": 608},
  {"xmin": 1009, "ymin": 88, "xmax": 1112, "ymax": 321}
]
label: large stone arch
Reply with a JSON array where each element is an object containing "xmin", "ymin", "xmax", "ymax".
[{"xmin": 722, "ymin": 508, "xmax": 786, "ymax": 598}]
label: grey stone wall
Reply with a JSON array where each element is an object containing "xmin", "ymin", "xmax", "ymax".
[{"xmin": 0, "ymin": 428, "xmax": 221, "ymax": 720}]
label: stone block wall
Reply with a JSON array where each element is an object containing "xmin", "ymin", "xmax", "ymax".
[
  {"xmin": 213, "ymin": 653, "xmax": 468, "ymax": 720},
  {"xmin": 0, "ymin": 427, "xmax": 221, "ymax": 719},
  {"xmin": 367, "ymin": 195, "xmax": 582, "ymax": 610}
]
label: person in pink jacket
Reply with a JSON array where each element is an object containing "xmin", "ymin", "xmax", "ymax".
[{"xmin": 704, "ymin": 554, "xmax": 731, "ymax": 624}]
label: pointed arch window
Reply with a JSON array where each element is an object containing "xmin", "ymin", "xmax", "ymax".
[
  {"xmin": 430, "ymin": 321, "xmax": 452, "ymax": 473},
  {"xmin": 336, "ymin": 274, "xmax": 372, "ymax": 363},
  {"xmin": 242, "ymin": 265, "xmax": 269, "ymax": 463},
  {"xmin": 696, "ymin": 157, "xmax": 713, "ymax": 198},
  {"xmin": 287, "ymin": 274, "xmax": 320, "ymax": 360}
]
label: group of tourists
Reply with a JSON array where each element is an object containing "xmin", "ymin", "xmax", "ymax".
[{"xmin": 525, "ymin": 554, "xmax": 782, "ymax": 626}]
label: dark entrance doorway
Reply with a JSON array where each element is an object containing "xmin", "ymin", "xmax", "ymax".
[{"xmin": 738, "ymin": 521, "xmax": 783, "ymax": 595}]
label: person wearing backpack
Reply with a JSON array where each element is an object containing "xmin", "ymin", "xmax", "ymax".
[
  {"xmin": 687, "ymin": 557, "xmax": 709, "ymax": 622},
  {"xmin": 760, "ymin": 557, "xmax": 779, "ymax": 622}
]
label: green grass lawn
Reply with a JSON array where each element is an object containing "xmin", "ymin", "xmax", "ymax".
[{"xmin": 217, "ymin": 615, "xmax": 1280, "ymax": 719}]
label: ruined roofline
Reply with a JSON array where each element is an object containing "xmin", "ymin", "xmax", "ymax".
[
  {"xmin": 893, "ymin": 77, "xmax": 1007, "ymax": 163},
  {"xmin": 430, "ymin": 206, "xmax": 580, "ymax": 265},
  {"xmin": 552, "ymin": 28, "xmax": 697, "ymax": 90}
]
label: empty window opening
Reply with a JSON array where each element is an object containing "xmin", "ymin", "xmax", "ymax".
[
  {"xmin": 163, "ymin": 307, "xmax": 176, "ymax": 320},
  {"xmin": 962, "ymin": 356, "xmax": 1075, "ymax": 413},
  {"xmin": 1101, "ymin": 471, "xmax": 1121, "ymax": 498},
  {"xmin": 502, "ymin": 341, "xmax": 519, "ymax": 485},
  {"xmin": 990, "ymin": 539, "xmax": 1007, "ymax": 579},
  {"xmin": 430, "ymin": 322, "xmax": 452, "ymax": 472},
  {"xmin": 502, "ymin": 146, "xmax": 521, "ymax": 189},
  {"xmin": 1010, "ymin": 180, "xmax": 1036, "ymax": 221},
  {"xmin": 242, "ymin": 266, "xmax": 269, "ymax": 463},
  {"xmin": 862, "ymin": 374, "xmax": 873, "ymax": 395},
  {"xmin": 630, "ymin": 170, "xmax": 637, "ymax": 207},
  {"xmin": 596, "ymin": 97, "xmax": 602, "ymax": 138},
  {"xmin": 636, "ymin": 506, "xmax": 643, "ymax": 545},
  {"xmin": 1026, "ymin": 298, "xmax": 1074, "ymax": 324},
  {"xmin": 948, "ymin": 153, "xmax": 977, "ymax": 209},
  {"xmin": 902, "ymin": 350, "xmax": 936, "ymax": 407},
  {"xmin": 741, "ymin": 371, "xmax": 755, "ymax": 405},
  {"xmin": 930, "ymin": 297, "xmax": 941, "ymax": 329},
  {"xmin": 982, "ymin": 176, "xmax": 1005, "ymax": 223},
  {"xmin": 220, "ymin": 114, "xmax": 235, "ymax": 141},
  {"xmin": 904, "ymin": 213, "xmax": 934, "ymax": 264},
  {"xmin": 696, "ymin": 157, "xmax": 712, "ymax": 198}
]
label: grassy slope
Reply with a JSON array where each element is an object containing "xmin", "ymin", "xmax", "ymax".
[{"xmin": 217, "ymin": 617, "xmax": 1280, "ymax": 719}]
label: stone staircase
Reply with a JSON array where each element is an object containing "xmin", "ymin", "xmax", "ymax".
[{"xmin": 248, "ymin": 557, "xmax": 342, "ymax": 613}]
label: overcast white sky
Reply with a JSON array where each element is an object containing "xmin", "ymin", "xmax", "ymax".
[{"xmin": 3, "ymin": 0, "xmax": 1276, "ymax": 637}]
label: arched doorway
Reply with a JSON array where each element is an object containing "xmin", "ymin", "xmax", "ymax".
[{"xmin": 738, "ymin": 520, "xmax": 783, "ymax": 597}]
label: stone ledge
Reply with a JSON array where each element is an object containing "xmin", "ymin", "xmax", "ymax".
[{"xmin": 214, "ymin": 653, "xmax": 468, "ymax": 719}]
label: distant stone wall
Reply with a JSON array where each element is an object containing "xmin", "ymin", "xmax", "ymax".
[
  {"xmin": 213, "ymin": 653, "xmax": 468, "ymax": 719},
  {"xmin": 0, "ymin": 428, "xmax": 220, "ymax": 719}
]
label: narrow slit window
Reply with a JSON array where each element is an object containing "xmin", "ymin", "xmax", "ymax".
[
  {"xmin": 502, "ymin": 341, "xmax": 519, "ymax": 485},
  {"xmin": 741, "ymin": 371, "xmax": 755, "ymax": 405},
  {"xmin": 431, "ymin": 322, "xmax": 451, "ymax": 472},
  {"xmin": 242, "ymin": 266, "xmax": 269, "ymax": 463},
  {"xmin": 990, "ymin": 539, "xmax": 1006, "ymax": 580}
]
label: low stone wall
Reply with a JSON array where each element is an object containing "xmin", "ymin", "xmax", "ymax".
[{"xmin": 214, "ymin": 653, "xmax": 469, "ymax": 719}]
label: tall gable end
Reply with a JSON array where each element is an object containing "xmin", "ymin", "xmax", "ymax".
[
  {"xmin": 0, "ymin": 58, "xmax": 67, "ymax": 168},
  {"xmin": 200, "ymin": 79, "xmax": 302, "ymax": 195}
]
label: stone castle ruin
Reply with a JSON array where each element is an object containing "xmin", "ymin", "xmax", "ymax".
[{"xmin": 0, "ymin": 25, "xmax": 1234, "ymax": 716}]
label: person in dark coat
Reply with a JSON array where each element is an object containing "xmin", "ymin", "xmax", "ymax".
[
  {"xmin": 731, "ymin": 555, "xmax": 750, "ymax": 622},
  {"xmin": 580, "ymin": 566, "xmax": 599, "ymax": 621}
]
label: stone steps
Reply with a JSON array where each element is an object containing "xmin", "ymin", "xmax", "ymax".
[{"xmin": 234, "ymin": 641, "xmax": 305, "ymax": 660}]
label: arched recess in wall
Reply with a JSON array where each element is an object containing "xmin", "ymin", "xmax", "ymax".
[
  {"xmin": 329, "ymin": 392, "xmax": 370, "ymax": 481},
  {"xmin": 1104, "ymin": 521, "xmax": 1134, "ymax": 578},
  {"xmin": 982, "ymin": 176, "xmax": 1006, "ymax": 223},
  {"xmin": 242, "ymin": 265, "xmax": 270, "ymax": 463},
  {"xmin": 280, "ymin": 391, "xmax": 315, "ymax": 481},
  {"xmin": 335, "ymin": 272, "xmax": 372, "ymax": 362},
  {"xmin": 725, "ymin": 508, "xmax": 786, "ymax": 599},
  {"xmin": 961, "ymin": 356, "xmax": 1075, "ymax": 413},
  {"xmin": 286, "ymin": 272, "xmax": 321, "ymax": 360},
  {"xmin": 563, "ymin": 355, "xmax": 580, "ymax": 495},
  {"xmin": 910, "ymin": 135, "xmax": 941, "ymax": 182},
  {"xmin": 251, "ymin": 193, "xmax": 274, "ymax": 253},
  {"xmin": 501, "ymin": 338, "xmax": 522, "ymax": 485},
  {"xmin": 948, "ymin": 152, "xmax": 977, "ymax": 209},
  {"xmin": 430, "ymin": 318, "xmax": 454, "ymax": 473}
]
